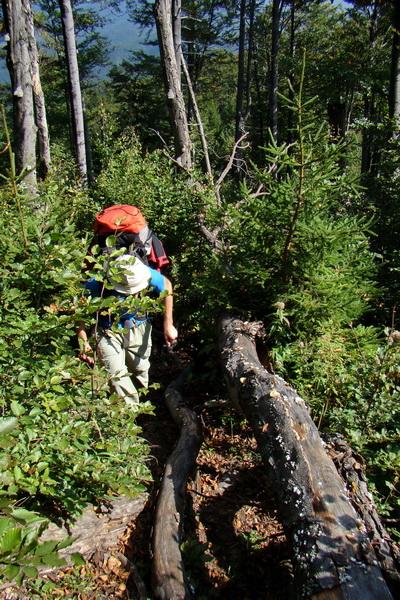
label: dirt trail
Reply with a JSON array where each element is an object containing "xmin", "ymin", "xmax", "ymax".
[
  {"xmin": 8, "ymin": 346, "xmax": 294, "ymax": 599},
  {"xmin": 117, "ymin": 351, "xmax": 294, "ymax": 600}
]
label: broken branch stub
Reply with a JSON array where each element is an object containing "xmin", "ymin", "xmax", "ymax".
[{"xmin": 218, "ymin": 314, "xmax": 394, "ymax": 600}]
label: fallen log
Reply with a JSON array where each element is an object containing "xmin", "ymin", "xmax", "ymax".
[
  {"xmin": 324, "ymin": 433, "xmax": 400, "ymax": 593},
  {"xmin": 40, "ymin": 496, "xmax": 146, "ymax": 560},
  {"xmin": 219, "ymin": 314, "xmax": 395, "ymax": 600},
  {"xmin": 151, "ymin": 367, "xmax": 203, "ymax": 600}
]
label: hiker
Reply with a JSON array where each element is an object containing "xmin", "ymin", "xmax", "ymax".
[{"xmin": 76, "ymin": 205, "xmax": 178, "ymax": 406}]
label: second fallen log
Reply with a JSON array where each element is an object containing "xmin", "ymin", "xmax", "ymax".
[{"xmin": 219, "ymin": 314, "xmax": 394, "ymax": 600}]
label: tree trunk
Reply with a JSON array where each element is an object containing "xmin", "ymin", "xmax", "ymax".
[
  {"xmin": 323, "ymin": 433, "xmax": 400, "ymax": 593},
  {"xmin": 218, "ymin": 314, "xmax": 395, "ymax": 600},
  {"xmin": 234, "ymin": 0, "xmax": 246, "ymax": 178},
  {"xmin": 234, "ymin": 0, "xmax": 256, "ymax": 180},
  {"xmin": 26, "ymin": 0, "xmax": 51, "ymax": 179},
  {"xmin": 40, "ymin": 496, "xmax": 146, "ymax": 561},
  {"xmin": 181, "ymin": 56, "xmax": 212, "ymax": 178},
  {"xmin": 154, "ymin": 0, "xmax": 192, "ymax": 170},
  {"xmin": 388, "ymin": 0, "xmax": 400, "ymax": 134},
  {"xmin": 361, "ymin": 0, "xmax": 378, "ymax": 175},
  {"xmin": 286, "ymin": 0, "xmax": 296, "ymax": 148},
  {"xmin": 2, "ymin": 0, "xmax": 37, "ymax": 193},
  {"xmin": 59, "ymin": 0, "xmax": 88, "ymax": 184},
  {"xmin": 172, "ymin": 0, "xmax": 181, "ymax": 78},
  {"xmin": 151, "ymin": 368, "xmax": 203, "ymax": 600},
  {"xmin": 268, "ymin": 0, "xmax": 281, "ymax": 144}
]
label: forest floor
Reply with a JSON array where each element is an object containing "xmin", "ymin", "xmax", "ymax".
[{"xmin": 7, "ymin": 339, "xmax": 296, "ymax": 600}]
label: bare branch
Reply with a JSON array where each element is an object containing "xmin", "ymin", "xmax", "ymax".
[
  {"xmin": 181, "ymin": 54, "xmax": 213, "ymax": 179},
  {"xmin": 216, "ymin": 133, "xmax": 249, "ymax": 190},
  {"xmin": 115, "ymin": 551, "xmax": 148, "ymax": 600}
]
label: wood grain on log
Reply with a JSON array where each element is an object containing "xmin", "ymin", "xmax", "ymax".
[
  {"xmin": 40, "ymin": 496, "xmax": 146, "ymax": 560},
  {"xmin": 151, "ymin": 368, "xmax": 203, "ymax": 600},
  {"xmin": 219, "ymin": 314, "xmax": 394, "ymax": 600}
]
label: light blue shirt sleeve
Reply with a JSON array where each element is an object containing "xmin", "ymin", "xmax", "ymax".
[{"xmin": 148, "ymin": 267, "xmax": 166, "ymax": 294}]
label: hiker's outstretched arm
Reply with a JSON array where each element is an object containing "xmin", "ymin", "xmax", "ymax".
[
  {"xmin": 162, "ymin": 277, "xmax": 178, "ymax": 347},
  {"xmin": 76, "ymin": 320, "xmax": 95, "ymax": 365}
]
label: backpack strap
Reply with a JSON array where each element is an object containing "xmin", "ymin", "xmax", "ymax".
[{"xmin": 148, "ymin": 234, "xmax": 170, "ymax": 272}]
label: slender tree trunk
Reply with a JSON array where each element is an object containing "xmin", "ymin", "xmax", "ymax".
[
  {"xmin": 82, "ymin": 97, "xmax": 94, "ymax": 185},
  {"xmin": 234, "ymin": 0, "xmax": 256, "ymax": 179},
  {"xmin": 2, "ymin": 0, "xmax": 37, "ymax": 193},
  {"xmin": 287, "ymin": 0, "xmax": 296, "ymax": 148},
  {"xmin": 154, "ymin": 0, "xmax": 191, "ymax": 170},
  {"xmin": 25, "ymin": 0, "xmax": 51, "ymax": 179},
  {"xmin": 234, "ymin": 0, "xmax": 246, "ymax": 178},
  {"xmin": 59, "ymin": 0, "xmax": 88, "ymax": 184},
  {"xmin": 389, "ymin": 0, "xmax": 400, "ymax": 135},
  {"xmin": 253, "ymin": 40, "xmax": 265, "ymax": 151},
  {"xmin": 245, "ymin": 0, "xmax": 255, "ymax": 117},
  {"xmin": 172, "ymin": 0, "xmax": 181, "ymax": 77},
  {"xmin": 361, "ymin": 0, "xmax": 378, "ymax": 175},
  {"xmin": 181, "ymin": 56, "xmax": 212, "ymax": 178},
  {"xmin": 268, "ymin": 0, "xmax": 281, "ymax": 144}
]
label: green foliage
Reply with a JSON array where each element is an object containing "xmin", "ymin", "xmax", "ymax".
[
  {"xmin": 0, "ymin": 503, "xmax": 73, "ymax": 586},
  {"xmin": 107, "ymin": 51, "xmax": 170, "ymax": 151},
  {"xmin": 181, "ymin": 538, "xmax": 213, "ymax": 592},
  {"xmin": 274, "ymin": 321, "xmax": 400, "ymax": 529},
  {"xmin": 0, "ymin": 418, "xmax": 74, "ymax": 587},
  {"xmin": 363, "ymin": 132, "xmax": 400, "ymax": 324},
  {"xmin": 0, "ymin": 146, "xmax": 157, "ymax": 581},
  {"xmin": 196, "ymin": 50, "xmax": 237, "ymax": 166},
  {"xmin": 218, "ymin": 71, "xmax": 377, "ymax": 330}
]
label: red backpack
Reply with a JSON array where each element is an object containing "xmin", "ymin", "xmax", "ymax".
[
  {"xmin": 92, "ymin": 205, "xmax": 169, "ymax": 272},
  {"xmin": 94, "ymin": 204, "xmax": 147, "ymax": 235}
]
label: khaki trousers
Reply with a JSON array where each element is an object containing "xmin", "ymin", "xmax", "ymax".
[{"xmin": 96, "ymin": 320, "xmax": 152, "ymax": 406}]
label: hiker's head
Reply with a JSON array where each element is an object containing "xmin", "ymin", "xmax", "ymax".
[{"xmin": 107, "ymin": 255, "xmax": 150, "ymax": 295}]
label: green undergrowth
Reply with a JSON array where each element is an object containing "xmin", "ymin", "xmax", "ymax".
[{"xmin": 0, "ymin": 159, "xmax": 157, "ymax": 588}]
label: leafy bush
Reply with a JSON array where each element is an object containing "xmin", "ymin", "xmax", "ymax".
[{"xmin": 0, "ymin": 159, "xmax": 157, "ymax": 581}]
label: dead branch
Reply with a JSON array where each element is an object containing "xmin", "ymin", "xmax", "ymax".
[
  {"xmin": 181, "ymin": 55, "xmax": 212, "ymax": 180},
  {"xmin": 115, "ymin": 551, "xmax": 148, "ymax": 600},
  {"xmin": 215, "ymin": 132, "xmax": 249, "ymax": 192},
  {"xmin": 151, "ymin": 367, "xmax": 203, "ymax": 600}
]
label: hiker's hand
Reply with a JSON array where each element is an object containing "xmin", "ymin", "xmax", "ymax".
[
  {"xmin": 164, "ymin": 324, "xmax": 178, "ymax": 348},
  {"xmin": 79, "ymin": 342, "xmax": 95, "ymax": 366}
]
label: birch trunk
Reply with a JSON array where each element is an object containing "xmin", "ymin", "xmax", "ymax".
[
  {"xmin": 2, "ymin": 0, "xmax": 37, "ymax": 193},
  {"xmin": 25, "ymin": 0, "xmax": 50, "ymax": 179},
  {"xmin": 59, "ymin": 0, "xmax": 88, "ymax": 184},
  {"xmin": 154, "ymin": 0, "xmax": 192, "ymax": 170}
]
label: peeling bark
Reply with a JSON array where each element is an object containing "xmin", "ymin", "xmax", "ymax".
[
  {"xmin": 151, "ymin": 368, "xmax": 203, "ymax": 600},
  {"xmin": 219, "ymin": 314, "xmax": 395, "ymax": 600}
]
